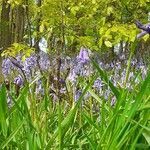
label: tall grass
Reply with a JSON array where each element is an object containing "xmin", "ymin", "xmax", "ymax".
[{"xmin": 0, "ymin": 54, "xmax": 150, "ymax": 149}]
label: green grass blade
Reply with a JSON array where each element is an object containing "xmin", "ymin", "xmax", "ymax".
[
  {"xmin": 0, "ymin": 119, "xmax": 25, "ymax": 149},
  {"xmin": 45, "ymin": 76, "xmax": 95, "ymax": 149},
  {"xmin": 142, "ymin": 130, "xmax": 150, "ymax": 146},
  {"xmin": 92, "ymin": 60, "xmax": 120, "ymax": 99},
  {"xmin": 0, "ymin": 84, "xmax": 8, "ymax": 137}
]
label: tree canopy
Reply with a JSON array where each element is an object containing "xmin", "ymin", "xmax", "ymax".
[{"xmin": 0, "ymin": 0, "xmax": 150, "ymax": 52}]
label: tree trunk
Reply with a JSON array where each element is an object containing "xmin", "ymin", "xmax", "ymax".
[
  {"xmin": 13, "ymin": 5, "xmax": 25, "ymax": 43},
  {"xmin": 0, "ymin": 0, "xmax": 11, "ymax": 83},
  {"xmin": 0, "ymin": 0, "xmax": 11, "ymax": 48},
  {"xmin": 34, "ymin": 0, "xmax": 42, "ymax": 52}
]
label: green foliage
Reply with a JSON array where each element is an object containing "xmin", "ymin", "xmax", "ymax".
[
  {"xmin": 4, "ymin": 0, "xmax": 149, "ymax": 53},
  {"xmin": 1, "ymin": 0, "xmax": 150, "ymax": 54},
  {"xmin": 1, "ymin": 43, "xmax": 34, "ymax": 61},
  {"xmin": 0, "ymin": 61, "xmax": 149, "ymax": 149},
  {"xmin": 7, "ymin": 0, "xmax": 23, "ymax": 7},
  {"xmin": 34, "ymin": 0, "xmax": 149, "ymax": 51},
  {"xmin": 0, "ymin": 1, "xmax": 150, "ymax": 148},
  {"xmin": 0, "ymin": 84, "xmax": 8, "ymax": 137},
  {"xmin": 99, "ymin": 24, "xmax": 137, "ymax": 47}
]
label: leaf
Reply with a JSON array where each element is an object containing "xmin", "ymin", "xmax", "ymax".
[
  {"xmin": 22, "ymin": 55, "xmax": 26, "ymax": 62},
  {"xmin": 0, "ymin": 84, "xmax": 8, "ymax": 137},
  {"xmin": 92, "ymin": 60, "xmax": 120, "ymax": 99},
  {"xmin": 45, "ymin": 77, "xmax": 96, "ymax": 149},
  {"xmin": 104, "ymin": 40, "xmax": 112, "ymax": 47},
  {"xmin": 99, "ymin": 17, "xmax": 106, "ymax": 26},
  {"xmin": 143, "ymin": 34, "xmax": 149, "ymax": 41},
  {"xmin": 40, "ymin": 24, "xmax": 45, "ymax": 33},
  {"xmin": 142, "ymin": 130, "xmax": 150, "ymax": 146},
  {"xmin": 0, "ymin": 120, "xmax": 25, "ymax": 149},
  {"xmin": 107, "ymin": 7, "xmax": 113, "ymax": 15},
  {"xmin": 98, "ymin": 38, "xmax": 103, "ymax": 47},
  {"xmin": 70, "ymin": 6, "xmax": 79, "ymax": 16}
]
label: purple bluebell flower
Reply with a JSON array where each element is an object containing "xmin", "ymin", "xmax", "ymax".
[
  {"xmin": 129, "ymin": 72, "xmax": 134, "ymax": 80},
  {"xmin": 115, "ymin": 61, "xmax": 121, "ymax": 70},
  {"xmin": 14, "ymin": 75, "xmax": 23, "ymax": 86},
  {"xmin": 25, "ymin": 55, "xmax": 37, "ymax": 68},
  {"xmin": 111, "ymin": 96, "xmax": 116, "ymax": 106},
  {"xmin": 135, "ymin": 20, "xmax": 150, "ymax": 38},
  {"xmin": 74, "ymin": 89, "xmax": 82, "ymax": 102},
  {"xmin": 60, "ymin": 87, "xmax": 66, "ymax": 94},
  {"xmin": 67, "ymin": 69, "xmax": 77, "ymax": 83},
  {"xmin": 35, "ymin": 79, "xmax": 44, "ymax": 95},
  {"xmin": 77, "ymin": 47, "xmax": 90, "ymax": 64},
  {"xmin": 131, "ymin": 58, "xmax": 137, "ymax": 66},
  {"xmin": 104, "ymin": 89, "xmax": 111, "ymax": 100},
  {"xmin": 39, "ymin": 51, "xmax": 50, "ymax": 71},
  {"xmin": 2, "ymin": 59, "xmax": 12, "ymax": 77},
  {"xmin": 93, "ymin": 78, "xmax": 104, "ymax": 89}
]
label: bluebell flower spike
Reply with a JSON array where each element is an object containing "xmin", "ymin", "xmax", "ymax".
[
  {"xmin": 137, "ymin": 31, "xmax": 147, "ymax": 39},
  {"xmin": 135, "ymin": 20, "xmax": 150, "ymax": 39}
]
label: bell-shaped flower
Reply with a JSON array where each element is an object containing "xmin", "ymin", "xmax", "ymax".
[
  {"xmin": 14, "ymin": 75, "xmax": 23, "ymax": 86},
  {"xmin": 135, "ymin": 20, "xmax": 150, "ymax": 38},
  {"xmin": 77, "ymin": 47, "xmax": 90, "ymax": 64}
]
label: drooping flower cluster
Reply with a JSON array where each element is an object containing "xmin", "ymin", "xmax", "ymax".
[
  {"xmin": 76, "ymin": 47, "xmax": 90, "ymax": 64},
  {"xmin": 14, "ymin": 75, "xmax": 24, "ymax": 87},
  {"xmin": 2, "ymin": 46, "xmax": 148, "ymax": 106},
  {"xmin": 67, "ymin": 47, "xmax": 93, "ymax": 84},
  {"xmin": 2, "ymin": 51, "xmax": 51, "ymax": 82}
]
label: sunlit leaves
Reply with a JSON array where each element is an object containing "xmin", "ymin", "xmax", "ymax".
[
  {"xmin": 28, "ymin": 0, "xmax": 149, "ymax": 52},
  {"xmin": 107, "ymin": 6, "xmax": 114, "ymax": 16},
  {"xmin": 5, "ymin": 0, "xmax": 149, "ymax": 53},
  {"xmin": 99, "ymin": 23, "xmax": 137, "ymax": 47},
  {"xmin": 1, "ymin": 43, "xmax": 34, "ymax": 61},
  {"xmin": 7, "ymin": 0, "xmax": 23, "ymax": 8},
  {"xmin": 70, "ymin": 6, "xmax": 79, "ymax": 16},
  {"xmin": 104, "ymin": 40, "xmax": 112, "ymax": 47},
  {"xmin": 143, "ymin": 34, "xmax": 150, "ymax": 41}
]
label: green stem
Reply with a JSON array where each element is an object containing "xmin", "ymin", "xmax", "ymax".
[{"xmin": 124, "ymin": 40, "xmax": 137, "ymax": 87}]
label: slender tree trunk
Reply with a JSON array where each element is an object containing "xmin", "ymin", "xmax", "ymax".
[
  {"xmin": 25, "ymin": 0, "xmax": 32, "ymax": 46},
  {"xmin": 0, "ymin": 0, "xmax": 11, "ymax": 83},
  {"xmin": 14, "ymin": 5, "xmax": 25, "ymax": 43},
  {"xmin": 0, "ymin": 1, "xmax": 25, "ymax": 83},
  {"xmin": 34, "ymin": 0, "xmax": 42, "ymax": 52},
  {"xmin": 0, "ymin": 0, "xmax": 11, "ymax": 48}
]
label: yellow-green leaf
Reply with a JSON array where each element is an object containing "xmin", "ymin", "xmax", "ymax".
[{"xmin": 104, "ymin": 40, "xmax": 112, "ymax": 47}]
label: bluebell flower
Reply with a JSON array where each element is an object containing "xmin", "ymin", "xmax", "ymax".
[
  {"xmin": 39, "ymin": 51, "xmax": 50, "ymax": 71},
  {"xmin": 67, "ymin": 69, "xmax": 77, "ymax": 83},
  {"xmin": 115, "ymin": 61, "xmax": 122, "ymax": 70},
  {"xmin": 111, "ymin": 96, "xmax": 116, "ymax": 106},
  {"xmin": 74, "ymin": 89, "xmax": 82, "ymax": 102},
  {"xmin": 35, "ymin": 79, "xmax": 44, "ymax": 95},
  {"xmin": 104, "ymin": 89, "xmax": 111, "ymax": 100},
  {"xmin": 93, "ymin": 78, "xmax": 104, "ymax": 90},
  {"xmin": 14, "ymin": 75, "xmax": 23, "ymax": 86},
  {"xmin": 135, "ymin": 20, "xmax": 150, "ymax": 38},
  {"xmin": 77, "ymin": 47, "xmax": 90, "ymax": 64},
  {"xmin": 2, "ymin": 59, "xmax": 12, "ymax": 77}
]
